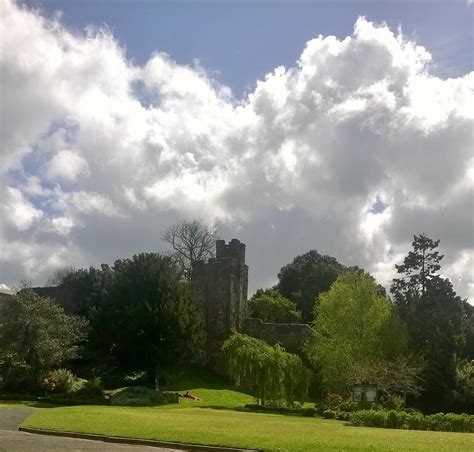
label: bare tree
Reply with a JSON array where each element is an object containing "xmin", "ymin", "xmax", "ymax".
[
  {"xmin": 162, "ymin": 219, "xmax": 217, "ymax": 280},
  {"xmin": 46, "ymin": 266, "xmax": 76, "ymax": 286}
]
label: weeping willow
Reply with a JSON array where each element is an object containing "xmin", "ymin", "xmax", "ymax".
[{"xmin": 222, "ymin": 333, "xmax": 311, "ymax": 405}]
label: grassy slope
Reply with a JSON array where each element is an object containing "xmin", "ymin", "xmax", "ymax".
[{"xmin": 19, "ymin": 369, "xmax": 474, "ymax": 452}]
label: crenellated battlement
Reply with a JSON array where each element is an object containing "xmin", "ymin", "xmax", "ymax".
[{"xmin": 215, "ymin": 239, "xmax": 246, "ymax": 262}]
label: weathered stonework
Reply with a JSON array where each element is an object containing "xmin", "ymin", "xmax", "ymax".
[
  {"xmin": 192, "ymin": 239, "xmax": 248, "ymax": 370},
  {"xmin": 242, "ymin": 317, "xmax": 313, "ymax": 354}
]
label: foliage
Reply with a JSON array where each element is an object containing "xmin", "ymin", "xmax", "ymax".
[
  {"xmin": 41, "ymin": 369, "xmax": 75, "ymax": 394},
  {"xmin": 222, "ymin": 333, "xmax": 311, "ymax": 405},
  {"xmin": 350, "ymin": 409, "xmax": 474, "ymax": 433},
  {"xmin": 0, "ymin": 290, "xmax": 87, "ymax": 392},
  {"xmin": 383, "ymin": 394, "xmax": 406, "ymax": 411},
  {"xmin": 277, "ymin": 250, "xmax": 345, "ymax": 321},
  {"xmin": 454, "ymin": 360, "xmax": 474, "ymax": 405},
  {"xmin": 350, "ymin": 355, "xmax": 425, "ymax": 399},
  {"xmin": 47, "ymin": 266, "xmax": 77, "ymax": 286},
  {"xmin": 162, "ymin": 219, "xmax": 217, "ymax": 280},
  {"xmin": 305, "ymin": 271, "xmax": 410, "ymax": 395},
  {"xmin": 248, "ymin": 289, "xmax": 302, "ymax": 323},
  {"xmin": 74, "ymin": 377, "xmax": 104, "ymax": 399},
  {"xmin": 58, "ymin": 264, "xmax": 114, "ymax": 316},
  {"xmin": 391, "ymin": 234, "xmax": 465, "ymax": 399},
  {"xmin": 461, "ymin": 301, "xmax": 474, "ymax": 360},
  {"xmin": 110, "ymin": 386, "xmax": 178, "ymax": 406},
  {"xmin": 88, "ymin": 253, "xmax": 205, "ymax": 388},
  {"xmin": 244, "ymin": 403, "xmax": 316, "ymax": 417},
  {"xmin": 325, "ymin": 393, "xmax": 343, "ymax": 410}
]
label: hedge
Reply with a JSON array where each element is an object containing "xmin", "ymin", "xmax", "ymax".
[
  {"xmin": 244, "ymin": 403, "xmax": 315, "ymax": 417},
  {"xmin": 349, "ymin": 409, "xmax": 474, "ymax": 433},
  {"xmin": 110, "ymin": 386, "xmax": 179, "ymax": 406}
]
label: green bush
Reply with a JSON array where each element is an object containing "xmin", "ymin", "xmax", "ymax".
[
  {"xmin": 349, "ymin": 409, "xmax": 474, "ymax": 433},
  {"xmin": 322, "ymin": 409, "xmax": 336, "ymax": 419},
  {"xmin": 41, "ymin": 369, "xmax": 75, "ymax": 394},
  {"xmin": 110, "ymin": 386, "xmax": 178, "ymax": 406},
  {"xmin": 244, "ymin": 404, "xmax": 315, "ymax": 417},
  {"xmin": 383, "ymin": 394, "xmax": 406, "ymax": 410},
  {"xmin": 338, "ymin": 401, "xmax": 358, "ymax": 412},
  {"xmin": 325, "ymin": 393, "xmax": 343, "ymax": 410},
  {"xmin": 335, "ymin": 410, "xmax": 350, "ymax": 421},
  {"xmin": 74, "ymin": 377, "xmax": 103, "ymax": 398}
]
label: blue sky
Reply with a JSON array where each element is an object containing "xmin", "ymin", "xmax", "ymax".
[
  {"xmin": 24, "ymin": 0, "xmax": 473, "ymax": 96},
  {"xmin": 2, "ymin": 0, "xmax": 473, "ymax": 299}
]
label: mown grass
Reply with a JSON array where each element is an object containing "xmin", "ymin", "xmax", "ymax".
[
  {"xmin": 0, "ymin": 400, "xmax": 55, "ymax": 408},
  {"xmin": 21, "ymin": 404, "xmax": 474, "ymax": 451},
  {"xmin": 16, "ymin": 368, "xmax": 474, "ymax": 451}
]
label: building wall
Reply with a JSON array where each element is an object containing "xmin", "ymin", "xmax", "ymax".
[
  {"xmin": 242, "ymin": 317, "xmax": 313, "ymax": 354},
  {"xmin": 192, "ymin": 239, "xmax": 248, "ymax": 370}
]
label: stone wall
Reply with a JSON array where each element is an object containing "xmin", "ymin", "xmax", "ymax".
[
  {"xmin": 192, "ymin": 239, "xmax": 249, "ymax": 370},
  {"xmin": 242, "ymin": 317, "xmax": 313, "ymax": 354},
  {"xmin": 31, "ymin": 286, "xmax": 78, "ymax": 314}
]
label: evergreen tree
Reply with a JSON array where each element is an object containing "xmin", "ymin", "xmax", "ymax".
[
  {"xmin": 390, "ymin": 234, "xmax": 464, "ymax": 401},
  {"xmin": 89, "ymin": 253, "xmax": 205, "ymax": 388},
  {"xmin": 277, "ymin": 250, "xmax": 345, "ymax": 321}
]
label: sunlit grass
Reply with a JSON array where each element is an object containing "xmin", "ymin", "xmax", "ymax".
[{"xmin": 22, "ymin": 404, "xmax": 474, "ymax": 451}]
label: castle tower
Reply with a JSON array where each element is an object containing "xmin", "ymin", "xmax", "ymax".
[{"xmin": 192, "ymin": 239, "xmax": 248, "ymax": 369}]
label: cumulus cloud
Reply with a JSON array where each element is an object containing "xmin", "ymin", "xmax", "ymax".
[{"xmin": 0, "ymin": 1, "xmax": 472, "ymax": 301}]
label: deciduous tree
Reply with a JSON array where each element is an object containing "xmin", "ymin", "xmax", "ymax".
[
  {"xmin": 162, "ymin": 219, "xmax": 217, "ymax": 280},
  {"xmin": 305, "ymin": 271, "xmax": 408, "ymax": 394},
  {"xmin": 0, "ymin": 289, "xmax": 87, "ymax": 391},
  {"xmin": 248, "ymin": 289, "xmax": 302, "ymax": 323},
  {"xmin": 223, "ymin": 333, "xmax": 310, "ymax": 405}
]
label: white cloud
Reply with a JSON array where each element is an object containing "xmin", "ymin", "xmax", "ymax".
[
  {"xmin": 0, "ymin": 0, "xmax": 472, "ymax": 301},
  {"xmin": 1, "ymin": 186, "xmax": 43, "ymax": 231},
  {"xmin": 46, "ymin": 150, "xmax": 90, "ymax": 181}
]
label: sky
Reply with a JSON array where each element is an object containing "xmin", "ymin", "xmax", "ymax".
[{"xmin": 1, "ymin": 0, "xmax": 473, "ymax": 300}]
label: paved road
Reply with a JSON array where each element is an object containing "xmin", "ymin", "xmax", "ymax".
[{"xmin": 0, "ymin": 407, "xmax": 182, "ymax": 452}]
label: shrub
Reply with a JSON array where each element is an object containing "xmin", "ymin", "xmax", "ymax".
[
  {"xmin": 75, "ymin": 377, "xmax": 103, "ymax": 398},
  {"xmin": 110, "ymin": 386, "xmax": 178, "ymax": 406},
  {"xmin": 339, "ymin": 400, "xmax": 358, "ymax": 412},
  {"xmin": 383, "ymin": 394, "xmax": 406, "ymax": 410},
  {"xmin": 349, "ymin": 409, "xmax": 474, "ymax": 433},
  {"xmin": 325, "ymin": 393, "xmax": 343, "ymax": 410},
  {"xmin": 322, "ymin": 409, "xmax": 336, "ymax": 419},
  {"xmin": 244, "ymin": 404, "xmax": 315, "ymax": 417},
  {"xmin": 41, "ymin": 369, "xmax": 75, "ymax": 394},
  {"xmin": 335, "ymin": 410, "xmax": 350, "ymax": 421}
]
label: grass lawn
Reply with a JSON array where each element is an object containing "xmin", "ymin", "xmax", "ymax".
[
  {"xmin": 15, "ymin": 369, "xmax": 474, "ymax": 451},
  {"xmin": 21, "ymin": 403, "xmax": 474, "ymax": 451}
]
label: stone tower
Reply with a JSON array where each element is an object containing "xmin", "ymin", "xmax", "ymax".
[{"xmin": 192, "ymin": 239, "xmax": 248, "ymax": 369}]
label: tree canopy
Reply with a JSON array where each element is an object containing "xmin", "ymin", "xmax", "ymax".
[
  {"xmin": 248, "ymin": 289, "xmax": 302, "ymax": 323},
  {"xmin": 305, "ymin": 271, "xmax": 409, "ymax": 395},
  {"xmin": 391, "ymin": 234, "xmax": 465, "ymax": 399},
  {"xmin": 0, "ymin": 289, "xmax": 87, "ymax": 391},
  {"xmin": 89, "ymin": 253, "xmax": 205, "ymax": 388},
  {"xmin": 277, "ymin": 250, "xmax": 345, "ymax": 321},
  {"xmin": 223, "ymin": 333, "xmax": 311, "ymax": 405},
  {"xmin": 162, "ymin": 219, "xmax": 217, "ymax": 280}
]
